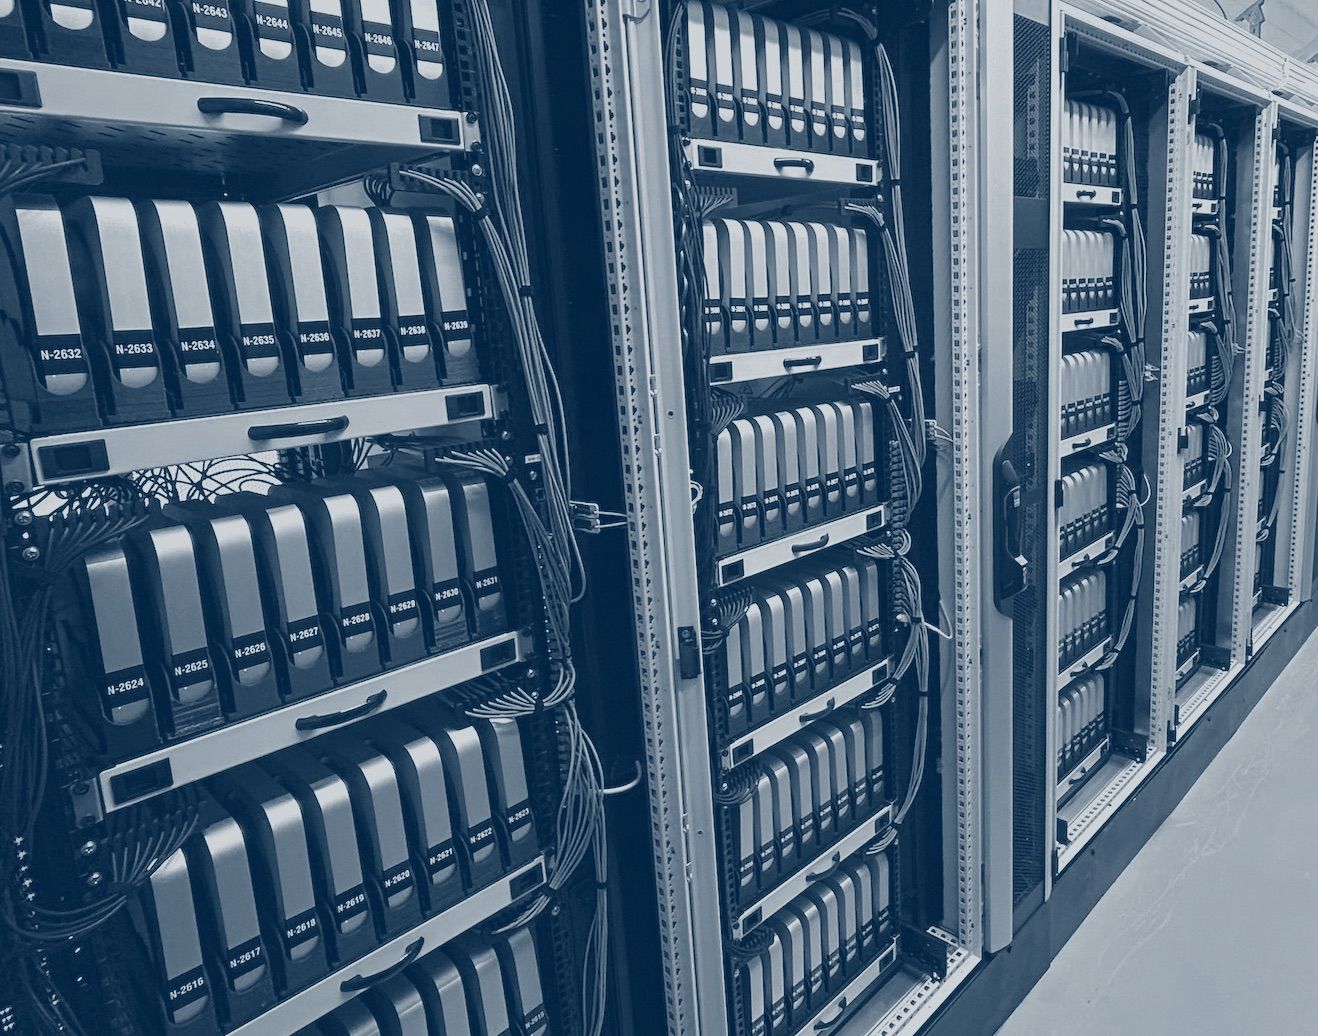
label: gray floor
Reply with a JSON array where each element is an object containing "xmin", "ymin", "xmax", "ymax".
[{"xmin": 997, "ymin": 627, "xmax": 1318, "ymax": 1036}]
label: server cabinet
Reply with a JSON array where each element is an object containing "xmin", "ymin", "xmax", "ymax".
[
  {"xmin": 1004, "ymin": 0, "xmax": 1318, "ymax": 905},
  {"xmin": 581, "ymin": 2, "xmax": 997, "ymax": 1034},
  {"xmin": 0, "ymin": 1, "xmax": 604, "ymax": 1031},
  {"xmin": 1252, "ymin": 103, "xmax": 1318, "ymax": 641}
]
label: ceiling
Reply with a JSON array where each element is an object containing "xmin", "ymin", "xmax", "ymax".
[{"xmin": 1193, "ymin": 0, "xmax": 1318, "ymax": 60}]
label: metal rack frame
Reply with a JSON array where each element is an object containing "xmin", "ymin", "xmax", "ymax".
[{"xmin": 581, "ymin": 1, "xmax": 728, "ymax": 1031}]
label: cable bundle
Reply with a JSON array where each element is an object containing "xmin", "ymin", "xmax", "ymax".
[
  {"xmin": 1190, "ymin": 414, "xmax": 1234, "ymax": 589},
  {"xmin": 1097, "ymin": 464, "xmax": 1144, "ymax": 668},
  {"xmin": 701, "ymin": 587, "xmax": 753, "ymax": 655},
  {"xmin": 400, "ymin": 5, "xmax": 606, "ymax": 1024},
  {"xmin": 0, "ymin": 149, "xmax": 89, "ymax": 197},
  {"xmin": 839, "ymin": 45, "xmax": 927, "ymax": 514},
  {"xmin": 1204, "ymin": 322, "xmax": 1232, "ymax": 406},
  {"xmin": 6, "ymin": 792, "xmax": 199, "ymax": 948},
  {"xmin": 852, "ymin": 377, "xmax": 921, "ymax": 514},
  {"xmin": 856, "ymin": 529, "xmax": 930, "ymax": 827},
  {"xmin": 0, "ymin": 484, "xmax": 150, "ymax": 877}
]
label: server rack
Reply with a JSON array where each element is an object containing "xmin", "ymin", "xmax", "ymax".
[
  {"xmin": 579, "ymin": 2, "xmax": 996, "ymax": 1033},
  {"xmin": 0, "ymin": 1, "xmax": 606, "ymax": 1031},
  {"xmin": 1251, "ymin": 103, "xmax": 1318, "ymax": 646},
  {"xmin": 1168, "ymin": 65, "xmax": 1274, "ymax": 740},
  {"xmin": 1003, "ymin": 0, "xmax": 1318, "ymax": 909}
]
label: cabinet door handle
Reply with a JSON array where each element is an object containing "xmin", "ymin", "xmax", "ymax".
[
  {"xmin": 774, "ymin": 156, "xmax": 816, "ymax": 174},
  {"xmin": 197, "ymin": 96, "xmax": 310, "ymax": 125},
  {"xmin": 798, "ymin": 698, "xmax": 836, "ymax": 724},
  {"xmin": 791, "ymin": 533, "xmax": 830, "ymax": 555},
  {"xmin": 295, "ymin": 690, "xmax": 388, "ymax": 731},
  {"xmin": 340, "ymin": 937, "xmax": 424, "ymax": 993},
  {"xmin": 247, "ymin": 415, "xmax": 350, "ymax": 442},
  {"xmin": 806, "ymin": 852, "xmax": 842, "ymax": 882},
  {"xmin": 814, "ymin": 997, "xmax": 849, "ymax": 1030}
]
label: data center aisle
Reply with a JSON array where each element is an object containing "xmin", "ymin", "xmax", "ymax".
[{"xmin": 997, "ymin": 627, "xmax": 1318, "ymax": 1036}]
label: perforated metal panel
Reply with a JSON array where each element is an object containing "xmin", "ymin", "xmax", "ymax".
[{"xmin": 1011, "ymin": 11, "xmax": 1052, "ymax": 909}]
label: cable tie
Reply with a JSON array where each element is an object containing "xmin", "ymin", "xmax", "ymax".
[{"xmin": 518, "ymin": 284, "xmax": 534, "ymax": 299}]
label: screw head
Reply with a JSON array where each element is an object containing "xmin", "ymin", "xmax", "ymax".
[
  {"xmin": 20, "ymin": 546, "xmax": 39, "ymax": 562},
  {"xmin": 1, "ymin": 444, "xmax": 19, "ymax": 458},
  {"xmin": 14, "ymin": 511, "xmax": 32, "ymax": 526},
  {"xmin": 72, "ymin": 782, "xmax": 90, "ymax": 796},
  {"xmin": 5, "ymin": 481, "xmax": 25, "ymax": 495},
  {"xmin": 466, "ymin": 111, "xmax": 479, "ymax": 124},
  {"xmin": 79, "ymin": 841, "xmax": 96, "ymax": 857},
  {"xmin": 85, "ymin": 872, "xmax": 103, "ymax": 888},
  {"xmin": 471, "ymin": 163, "xmax": 485, "ymax": 178}
]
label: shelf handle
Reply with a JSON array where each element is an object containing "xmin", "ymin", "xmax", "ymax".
[
  {"xmin": 294, "ymin": 690, "xmax": 388, "ymax": 732},
  {"xmin": 1073, "ymin": 317, "xmax": 1095, "ymax": 327},
  {"xmin": 790, "ymin": 533, "xmax": 830, "ymax": 555},
  {"xmin": 774, "ymin": 156, "xmax": 816, "ymax": 174},
  {"xmin": 806, "ymin": 851, "xmax": 842, "ymax": 882},
  {"xmin": 197, "ymin": 96, "xmax": 310, "ymax": 125},
  {"xmin": 340, "ymin": 937, "xmax": 424, "ymax": 993},
  {"xmin": 798, "ymin": 698, "xmax": 836, "ymax": 724},
  {"xmin": 782, "ymin": 355, "xmax": 823, "ymax": 370},
  {"xmin": 813, "ymin": 997, "xmax": 848, "ymax": 1030},
  {"xmin": 248, "ymin": 415, "xmax": 350, "ymax": 442},
  {"xmin": 1075, "ymin": 188, "xmax": 1097, "ymax": 199}
]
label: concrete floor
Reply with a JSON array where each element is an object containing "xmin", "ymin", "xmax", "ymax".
[{"xmin": 997, "ymin": 627, "xmax": 1318, "ymax": 1036}]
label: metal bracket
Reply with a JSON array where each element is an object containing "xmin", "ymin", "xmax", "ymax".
[
  {"xmin": 677, "ymin": 626, "xmax": 701, "ymax": 679},
  {"xmin": 898, "ymin": 923, "xmax": 952, "ymax": 980}
]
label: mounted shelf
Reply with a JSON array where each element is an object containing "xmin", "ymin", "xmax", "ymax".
[
  {"xmin": 230, "ymin": 855, "xmax": 547, "ymax": 1036},
  {"xmin": 683, "ymin": 138, "xmax": 881, "ymax": 189},
  {"xmin": 1190, "ymin": 198, "xmax": 1220, "ymax": 218},
  {"xmin": 1189, "ymin": 297, "xmax": 1215, "ymax": 316},
  {"xmin": 1056, "ymin": 735, "xmax": 1110, "ymax": 806},
  {"xmin": 1186, "ymin": 388, "xmax": 1211, "ymax": 413},
  {"xmin": 1, "ymin": 385, "xmax": 499, "ymax": 489},
  {"xmin": 1060, "ymin": 422, "xmax": 1117, "ymax": 458},
  {"xmin": 718, "ymin": 656, "xmax": 894, "ymax": 772},
  {"xmin": 1058, "ymin": 636, "xmax": 1112, "ymax": 685},
  {"xmin": 72, "ymin": 630, "xmax": 530, "ymax": 823},
  {"xmin": 793, "ymin": 936, "xmax": 901, "ymax": 1035},
  {"xmin": 730, "ymin": 806, "xmax": 894, "ymax": 940},
  {"xmin": 714, "ymin": 503, "xmax": 890, "ymax": 587},
  {"xmin": 0, "ymin": 58, "xmax": 477, "ymax": 199},
  {"xmin": 1060, "ymin": 308, "xmax": 1119, "ymax": 333},
  {"xmin": 1173, "ymin": 660, "xmax": 1238, "ymax": 736},
  {"xmin": 1179, "ymin": 563, "xmax": 1205, "ymax": 592},
  {"xmin": 1057, "ymin": 531, "xmax": 1115, "ymax": 581},
  {"xmin": 1055, "ymin": 752, "xmax": 1150, "ymax": 859},
  {"xmin": 1062, "ymin": 181, "xmax": 1124, "ymax": 207},
  {"xmin": 707, "ymin": 338, "xmax": 885, "ymax": 386}
]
